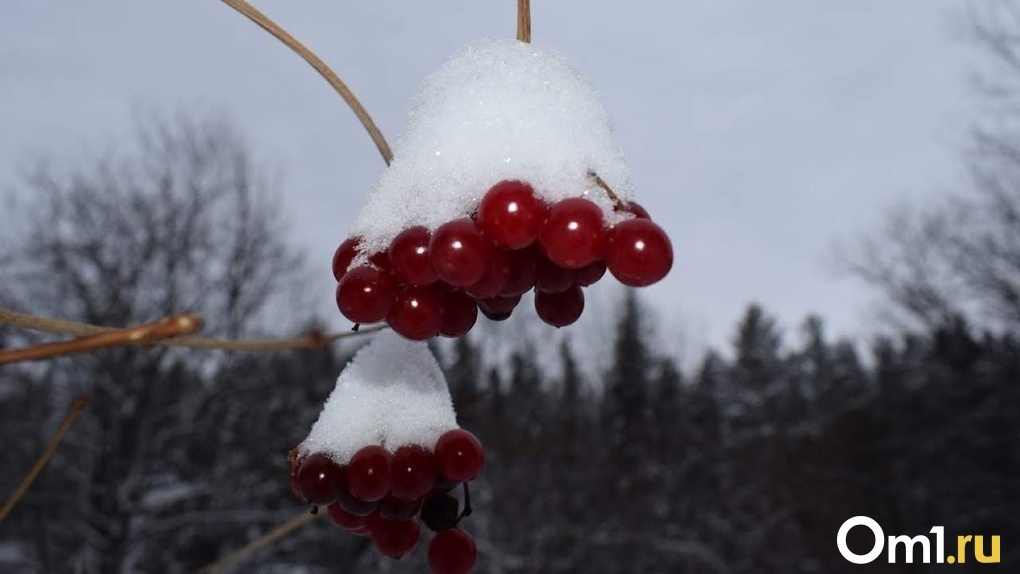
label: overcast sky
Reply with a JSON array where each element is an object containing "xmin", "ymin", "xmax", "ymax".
[{"xmin": 1, "ymin": 0, "xmax": 978, "ymax": 354}]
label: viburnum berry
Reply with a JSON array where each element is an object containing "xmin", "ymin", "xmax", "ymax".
[
  {"xmin": 388, "ymin": 286, "xmax": 443, "ymax": 340},
  {"xmin": 428, "ymin": 529, "xmax": 477, "ymax": 574},
  {"xmin": 539, "ymin": 197, "xmax": 605, "ymax": 269},
  {"xmin": 327, "ymin": 502, "xmax": 368, "ymax": 532},
  {"xmin": 332, "ymin": 237, "xmax": 361, "ymax": 282},
  {"xmin": 378, "ymin": 495, "xmax": 424, "ymax": 521},
  {"xmin": 430, "ymin": 218, "xmax": 494, "ymax": 286},
  {"xmin": 435, "ymin": 429, "xmax": 484, "ymax": 482},
  {"xmin": 604, "ymin": 218, "xmax": 673, "ymax": 287},
  {"xmin": 439, "ymin": 290, "xmax": 478, "ymax": 337},
  {"xmin": 336, "ymin": 266, "xmax": 397, "ymax": 324},
  {"xmin": 294, "ymin": 453, "xmax": 343, "ymax": 506},
  {"xmin": 499, "ymin": 248, "xmax": 536, "ymax": 296},
  {"xmin": 389, "ymin": 226, "xmax": 439, "ymax": 286},
  {"xmin": 348, "ymin": 446, "xmax": 394, "ymax": 502},
  {"xmin": 626, "ymin": 200, "xmax": 651, "ymax": 220},
  {"xmin": 533, "ymin": 249, "xmax": 574, "ymax": 293},
  {"xmin": 477, "ymin": 294, "xmax": 521, "ymax": 321},
  {"xmin": 421, "ymin": 491, "xmax": 460, "ymax": 532},
  {"xmin": 534, "ymin": 285, "xmax": 585, "ymax": 328},
  {"xmin": 336, "ymin": 474, "xmax": 378, "ymax": 517},
  {"xmin": 573, "ymin": 259, "xmax": 607, "ymax": 287},
  {"xmin": 477, "ymin": 180, "xmax": 549, "ymax": 249},
  {"xmin": 368, "ymin": 513, "xmax": 420, "ymax": 559},
  {"xmin": 464, "ymin": 248, "xmax": 510, "ymax": 299},
  {"xmin": 391, "ymin": 445, "xmax": 437, "ymax": 501}
]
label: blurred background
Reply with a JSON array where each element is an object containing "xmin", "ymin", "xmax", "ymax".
[{"xmin": 1, "ymin": 0, "xmax": 1016, "ymax": 572}]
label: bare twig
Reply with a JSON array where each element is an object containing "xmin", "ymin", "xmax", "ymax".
[
  {"xmin": 0, "ymin": 307, "xmax": 382, "ymax": 354},
  {"xmin": 518, "ymin": 0, "xmax": 532, "ymax": 43},
  {"xmin": 194, "ymin": 510, "xmax": 321, "ymax": 574},
  {"xmin": 0, "ymin": 314, "xmax": 202, "ymax": 365},
  {"xmin": 588, "ymin": 170, "xmax": 627, "ymax": 211},
  {"xmin": 217, "ymin": 0, "xmax": 393, "ymax": 164},
  {"xmin": 0, "ymin": 395, "xmax": 91, "ymax": 524}
]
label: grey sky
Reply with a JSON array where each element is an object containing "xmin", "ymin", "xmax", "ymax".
[{"xmin": 1, "ymin": 1, "xmax": 976, "ymax": 353}]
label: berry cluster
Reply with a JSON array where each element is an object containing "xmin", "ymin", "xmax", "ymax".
[
  {"xmin": 290, "ymin": 429, "xmax": 483, "ymax": 574},
  {"xmin": 333, "ymin": 179, "xmax": 673, "ymax": 339}
]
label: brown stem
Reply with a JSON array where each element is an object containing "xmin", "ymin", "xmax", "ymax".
[
  {"xmin": 588, "ymin": 170, "xmax": 627, "ymax": 211},
  {"xmin": 193, "ymin": 511, "xmax": 321, "ymax": 574},
  {"xmin": 517, "ymin": 0, "xmax": 532, "ymax": 43},
  {"xmin": 0, "ymin": 395, "xmax": 91, "ymax": 523},
  {"xmin": 0, "ymin": 307, "xmax": 381, "ymax": 354},
  {"xmin": 217, "ymin": 0, "xmax": 393, "ymax": 164},
  {"xmin": 0, "ymin": 314, "xmax": 202, "ymax": 365}
]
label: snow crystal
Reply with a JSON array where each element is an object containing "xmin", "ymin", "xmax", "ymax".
[
  {"xmin": 299, "ymin": 331, "xmax": 458, "ymax": 463},
  {"xmin": 349, "ymin": 38, "xmax": 635, "ymax": 256}
]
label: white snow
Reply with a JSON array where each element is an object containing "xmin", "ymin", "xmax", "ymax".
[
  {"xmin": 349, "ymin": 38, "xmax": 635, "ymax": 257},
  {"xmin": 299, "ymin": 331, "xmax": 458, "ymax": 463}
]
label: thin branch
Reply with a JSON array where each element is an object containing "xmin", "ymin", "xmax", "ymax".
[
  {"xmin": 0, "ymin": 395, "xmax": 91, "ymax": 524},
  {"xmin": 517, "ymin": 0, "xmax": 532, "ymax": 43},
  {"xmin": 0, "ymin": 307, "xmax": 381, "ymax": 354},
  {"xmin": 0, "ymin": 314, "xmax": 202, "ymax": 365},
  {"xmin": 588, "ymin": 170, "xmax": 627, "ymax": 211},
  {"xmin": 217, "ymin": 0, "xmax": 393, "ymax": 164},
  {"xmin": 194, "ymin": 510, "xmax": 321, "ymax": 574}
]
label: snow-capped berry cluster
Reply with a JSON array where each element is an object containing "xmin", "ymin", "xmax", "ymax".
[
  {"xmin": 333, "ymin": 178, "xmax": 672, "ymax": 338},
  {"xmin": 290, "ymin": 429, "xmax": 482, "ymax": 574}
]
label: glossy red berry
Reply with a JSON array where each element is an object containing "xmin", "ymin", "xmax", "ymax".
[
  {"xmin": 390, "ymin": 226, "xmax": 439, "ymax": 286},
  {"xmin": 626, "ymin": 200, "xmax": 651, "ymax": 220},
  {"xmin": 336, "ymin": 266, "xmax": 397, "ymax": 323},
  {"xmin": 539, "ymin": 197, "xmax": 605, "ymax": 269},
  {"xmin": 378, "ymin": 495, "xmax": 423, "ymax": 521},
  {"xmin": 327, "ymin": 502, "xmax": 368, "ymax": 532},
  {"xmin": 336, "ymin": 473, "xmax": 378, "ymax": 517},
  {"xmin": 535, "ymin": 285, "xmax": 585, "ymax": 327},
  {"xmin": 430, "ymin": 219, "xmax": 494, "ymax": 286},
  {"xmin": 464, "ymin": 248, "xmax": 510, "ymax": 299},
  {"xmin": 573, "ymin": 259, "xmax": 607, "ymax": 287},
  {"xmin": 604, "ymin": 219, "xmax": 673, "ymax": 287},
  {"xmin": 368, "ymin": 513, "xmax": 420, "ymax": 559},
  {"xmin": 435, "ymin": 429, "xmax": 484, "ymax": 482},
  {"xmin": 388, "ymin": 286, "xmax": 443, "ymax": 340},
  {"xmin": 477, "ymin": 180, "xmax": 549, "ymax": 249},
  {"xmin": 533, "ymin": 250, "xmax": 574, "ymax": 293},
  {"xmin": 428, "ymin": 529, "xmax": 477, "ymax": 574},
  {"xmin": 477, "ymin": 294, "xmax": 521, "ymax": 321},
  {"xmin": 439, "ymin": 290, "xmax": 478, "ymax": 337},
  {"xmin": 332, "ymin": 237, "xmax": 361, "ymax": 282},
  {"xmin": 390, "ymin": 445, "xmax": 438, "ymax": 500},
  {"xmin": 348, "ymin": 446, "xmax": 393, "ymax": 502},
  {"xmin": 295, "ymin": 453, "xmax": 342, "ymax": 505},
  {"xmin": 500, "ymin": 248, "xmax": 536, "ymax": 296}
]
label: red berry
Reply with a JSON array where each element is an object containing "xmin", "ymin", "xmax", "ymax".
[
  {"xmin": 534, "ymin": 285, "xmax": 585, "ymax": 327},
  {"xmin": 464, "ymin": 248, "xmax": 510, "ymax": 299},
  {"xmin": 430, "ymin": 219, "xmax": 494, "ymax": 286},
  {"xmin": 477, "ymin": 180, "xmax": 548, "ymax": 249},
  {"xmin": 604, "ymin": 219, "xmax": 673, "ymax": 287},
  {"xmin": 327, "ymin": 502, "xmax": 368, "ymax": 532},
  {"xmin": 367, "ymin": 250, "xmax": 390, "ymax": 271},
  {"xmin": 368, "ymin": 513, "xmax": 420, "ymax": 559},
  {"xmin": 336, "ymin": 471, "xmax": 378, "ymax": 516},
  {"xmin": 435, "ymin": 430, "xmax": 484, "ymax": 482},
  {"xmin": 390, "ymin": 445, "xmax": 437, "ymax": 501},
  {"xmin": 388, "ymin": 286, "xmax": 443, "ymax": 340},
  {"xmin": 438, "ymin": 290, "xmax": 478, "ymax": 337},
  {"xmin": 348, "ymin": 446, "xmax": 393, "ymax": 502},
  {"xmin": 294, "ymin": 453, "xmax": 342, "ymax": 505},
  {"xmin": 428, "ymin": 529, "xmax": 477, "ymax": 574},
  {"xmin": 421, "ymin": 491, "xmax": 460, "ymax": 532},
  {"xmin": 477, "ymin": 295, "xmax": 521, "ymax": 321},
  {"xmin": 626, "ymin": 200, "xmax": 651, "ymax": 220},
  {"xmin": 390, "ymin": 226, "xmax": 439, "ymax": 286},
  {"xmin": 349, "ymin": 524, "xmax": 372, "ymax": 536},
  {"xmin": 379, "ymin": 495, "xmax": 424, "ymax": 521},
  {"xmin": 539, "ymin": 198, "xmax": 605, "ymax": 269},
  {"xmin": 573, "ymin": 260, "xmax": 607, "ymax": 286},
  {"xmin": 336, "ymin": 266, "xmax": 397, "ymax": 323},
  {"xmin": 332, "ymin": 237, "xmax": 361, "ymax": 282},
  {"xmin": 500, "ymin": 248, "xmax": 536, "ymax": 296},
  {"xmin": 533, "ymin": 250, "xmax": 574, "ymax": 293}
]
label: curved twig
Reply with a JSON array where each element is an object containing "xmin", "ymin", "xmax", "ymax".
[
  {"xmin": 518, "ymin": 0, "xmax": 532, "ymax": 43},
  {"xmin": 194, "ymin": 510, "xmax": 321, "ymax": 574},
  {"xmin": 217, "ymin": 0, "xmax": 393, "ymax": 164}
]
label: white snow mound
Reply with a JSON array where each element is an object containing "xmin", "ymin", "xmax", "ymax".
[
  {"xmin": 349, "ymin": 38, "xmax": 635, "ymax": 256},
  {"xmin": 299, "ymin": 331, "xmax": 458, "ymax": 464}
]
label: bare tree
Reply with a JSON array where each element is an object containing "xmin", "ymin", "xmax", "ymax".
[{"xmin": 845, "ymin": 0, "xmax": 1020, "ymax": 332}]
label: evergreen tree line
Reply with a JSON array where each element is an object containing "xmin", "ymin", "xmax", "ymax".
[{"xmin": 2, "ymin": 291, "xmax": 1015, "ymax": 573}]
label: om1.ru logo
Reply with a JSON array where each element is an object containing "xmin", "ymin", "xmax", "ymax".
[{"xmin": 838, "ymin": 516, "xmax": 1000, "ymax": 565}]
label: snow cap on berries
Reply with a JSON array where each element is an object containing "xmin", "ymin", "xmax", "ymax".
[
  {"xmin": 350, "ymin": 38, "xmax": 636, "ymax": 256},
  {"xmin": 299, "ymin": 331, "xmax": 458, "ymax": 464}
]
